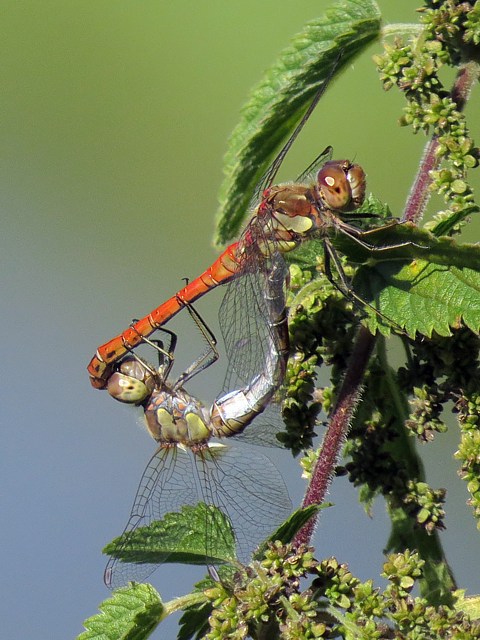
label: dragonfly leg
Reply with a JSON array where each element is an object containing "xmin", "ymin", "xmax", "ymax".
[
  {"xmin": 322, "ymin": 238, "xmax": 405, "ymax": 334},
  {"xmin": 126, "ymin": 321, "xmax": 177, "ymax": 379},
  {"xmin": 207, "ymin": 565, "xmax": 221, "ymax": 583},
  {"xmin": 118, "ymin": 297, "xmax": 220, "ymax": 391},
  {"xmin": 339, "ymin": 219, "xmax": 427, "ymax": 253},
  {"xmin": 172, "ymin": 296, "xmax": 220, "ymax": 390}
]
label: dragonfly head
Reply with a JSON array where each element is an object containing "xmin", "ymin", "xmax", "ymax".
[
  {"xmin": 106, "ymin": 356, "xmax": 156, "ymax": 405},
  {"xmin": 317, "ymin": 160, "xmax": 366, "ymax": 212}
]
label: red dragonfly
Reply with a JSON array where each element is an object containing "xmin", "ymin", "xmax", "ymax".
[{"xmin": 88, "ymin": 88, "xmax": 366, "ymax": 390}]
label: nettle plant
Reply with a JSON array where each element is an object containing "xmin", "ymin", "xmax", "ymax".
[{"xmin": 80, "ymin": 1, "xmax": 480, "ymax": 638}]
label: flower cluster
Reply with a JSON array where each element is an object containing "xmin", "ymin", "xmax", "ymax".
[
  {"xmin": 204, "ymin": 543, "xmax": 324, "ymax": 639},
  {"xmin": 403, "ymin": 480, "xmax": 446, "ymax": 533},
  {"xmin": 200, "ymin": 548, "xmax": 480, "ymax": 638},
  {"xmin": 374, "ymin": 0, "xmax": 480, "ymax": 225},
  {"xmin": 455, "ymin": 391, "xmax": 480, "ymax": 527},
  {"xmin": 279, "ymin": 262, "xmax": 357, "ymax": 454}
]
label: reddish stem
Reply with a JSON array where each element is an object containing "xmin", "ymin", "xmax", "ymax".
[
  {"xmin": 293, "ymin": 61, "xmax": 480, "ymax": 549},
  {"xmin": 402, "ymin": 136, "xmax": 440, "ymax": 223},
  {"xmin": 403, "ymin": 61, "xmax": 480, "ymax": 224},
  {"xmin": 294, "ymin": 326, "xmax": 376, "ymax": 547}
]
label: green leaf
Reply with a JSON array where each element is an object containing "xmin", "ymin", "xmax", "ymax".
[
  {"xmin": 355, "ymin": 192, "xmax": 394, "ymax": 220},
  {"xmin": 254, "ymin": 504, "xmax": 325, "ymax": 558},
  {"xmin": 355, "ymin": 257, "xmax": 480, "ymax": 338},
  {"xmin": 78, "ymin": 583, "xmax": 163, "ymax": 640},
  {"xmin": 103, "ymin": 503, "xmax": 236, "ymax": 567},
  {"xmin": 177, "ymin": 600, "xmax": 212, "ymax": 640},
  {"xmin": 215, "ymin": 0, "xmax": 381, "ymax": 245},
  {"xmin": 294, "ymin": 221, "xmax": 480, "ymax": 338}
]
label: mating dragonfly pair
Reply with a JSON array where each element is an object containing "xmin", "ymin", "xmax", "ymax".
[{"xmin": 89, "ymin": 85, "xmax": 382, "ymax": 588}]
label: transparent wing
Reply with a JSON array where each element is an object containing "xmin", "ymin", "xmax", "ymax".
[
  {"xmin": 214, "ymin": 62, "xmax": 347, "ymax": 446},
  {"xmin": 219, "ymin": 237, "xmax": 288, "ymax": 390},
  {"xmin": 104, "ymin": 445, "xmax": 197, "ymax": 588},
  {"xmin": 217, "ymin": 58, "xmax": 343, "ymax": 389},
  {"xmin": 104, "ymin": 442, "xmax": 291, "ymax": 588},
  {"xmin": 215, "ymin": 226, "xmax": 289, "ymax": 447},
  {"xmin": 248, "ymin": 53, "xmax": 342, "ymax": 207},
  {"xmin": 295, "ymin": 145, "xmax": 333, "ymax": 184},
  {"xmin": 195, "ymin": 444, "xmax": 291, "ymax": 563}
]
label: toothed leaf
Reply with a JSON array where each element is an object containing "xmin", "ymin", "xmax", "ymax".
[{"xmin": 215, "ymin": 0, "xmax": 381, "ymax": 245}]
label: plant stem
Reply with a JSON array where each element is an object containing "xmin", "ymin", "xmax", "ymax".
[
  {"xmin": 402, "ymin": 135, "xmax": 440, "ymax": 223},
  {"xmin": 162, "ymin": 591, "xmax": 207, "ymax": 618},
  {"xmin": 294, "ymin": 326, "xmax": 376, "ymax": 547},
  {"xmin": 403, "ymin": 61, "xmax": 480, "ymax": 224}
]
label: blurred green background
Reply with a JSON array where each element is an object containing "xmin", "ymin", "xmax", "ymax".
[{"xmin": 2, "ymin": 2, "xmax": 479, "ymax": 638}]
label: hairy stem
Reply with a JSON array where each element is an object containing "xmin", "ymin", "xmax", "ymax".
[
  {"xmin": 403, "ymin": 61, "xmax": 480, "ymax": 224},
  {"xmin": 294, "ymin": 326, "xmax": 376, "ymax": 546}
]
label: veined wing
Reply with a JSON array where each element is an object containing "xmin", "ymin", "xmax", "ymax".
[
  {"xmin": 104, "ymin": 445, "xmax": 198, "ymax": 588},
  {"xmin": 104, "ymin": 441, "xmax": 291, "ymax": 588},
  {"xmin": 194, "ymin": 443, "xmax": 291, "ymax": 563},
  {"xmin": 219, "ymin": 242, "xmax": 288, "ymax": 393}
]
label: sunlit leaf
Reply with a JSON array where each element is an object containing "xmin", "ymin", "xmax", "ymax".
[
  {"xmin": 254, "ymin": 504, "xmax": 326, "ymax": 560},
  {"xmin": 292, "ymin": 220, "xmax": 480, "ymax": 338},
  {"xmin": 215, "ymin": 0, "xmax": 381, "ymax": 245},
  {"xmin": 78, "ymin": 583, "xmax": 163, "ymax": 640},
  {"xmin": 103, "ymin": 503, "xmax": 236, "ymax": 566},
  {"xmin": 356, "ymin": 258, "xmax": 480, "ymax": 337}
]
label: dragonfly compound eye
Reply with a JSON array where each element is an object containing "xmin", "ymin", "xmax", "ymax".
[
  {"xmin": 317, "ymin": 162, "xmax": 353, "ymax": 211},
  {"xmin": 346, "ymin": 163, "xmax": 366, "ymax": 208},
  {"xmin": 107, "ymin": 357, "xmax": 154, "ymax": 404}
]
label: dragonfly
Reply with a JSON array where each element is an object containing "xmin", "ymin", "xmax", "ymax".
[
  {"xmin": 87, "ymin": 84, "xmax": 368, "ymax": 390},
  {"xmin": 104, "ymin": 255, "xmax": 292, "ymax": 588}
]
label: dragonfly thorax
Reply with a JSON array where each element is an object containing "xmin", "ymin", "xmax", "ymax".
[
  {"xmin": 267, "ymin": 184, "xmax": 313, "ymax": 219},
  {"xmin": 256, "ymin": 184, "xmax": 315, "ymax": 253},
  {"xmin": 144, "ymin": 387, "xmax": 212, "ymax": 445},
  {"xmin": 263, "ymin": 184, "xmax": 314, "ymax": 227}
]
